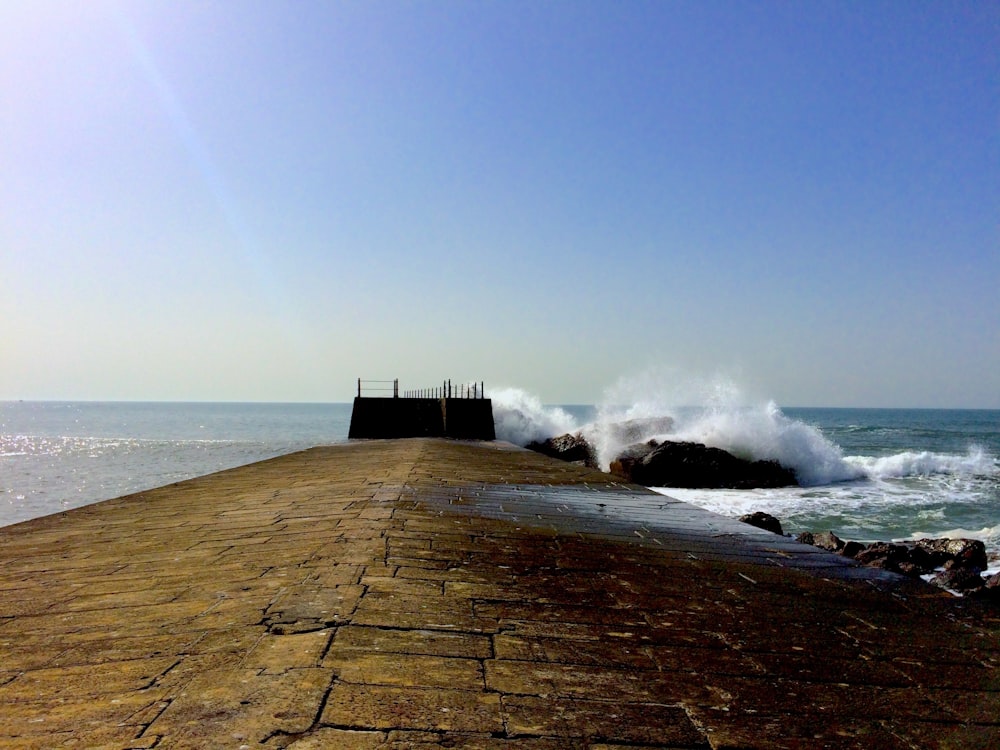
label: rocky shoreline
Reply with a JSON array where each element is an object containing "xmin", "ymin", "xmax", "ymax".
[
  {"xmin": 739, "ymin": 511, "xmax": 1000, "ymax": 599},
  {"xmin": 527, "ymin": 429, "xmax": 998, "ymax": 600},
  {"xmin": 527, "ymin": 428, "xmax": 799, "ymax": 489}
]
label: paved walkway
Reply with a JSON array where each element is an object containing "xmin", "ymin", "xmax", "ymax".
[{"xmin": 0, "ymin": 439, "xmax": 998, "ymax": 749}]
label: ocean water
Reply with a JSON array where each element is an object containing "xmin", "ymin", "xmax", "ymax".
[
  {"xmin": 489, "ymin": 389, "xmax": 1000, "ymax": 563},
  {"xmin": 3, "ymin": 398, "xmax": 999, "ymax": 566},
  {"xmin": 660, "ymin": 408, "xmax": 1000, "ymax": 552},
  {"xmin": 0, "ymin": 401, "xmax": 352, "ymax": 528}
]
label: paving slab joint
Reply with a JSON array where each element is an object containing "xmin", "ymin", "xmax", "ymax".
[
  {"xmin": 145, "ymin": 658, "xmax": 185, "ymax": 690},
  {"xmin": 317, "ymin": 627, "xmax": 341, "ymax": 662},
  {"xmin": 680, "ymin": 703, "xmax": 714, "ymax": 743},
  {"xmin": 127, "ymin": 735, "xmax": 163, "ymax": 749},
  {"xmin": 259, "ymin": 678, "xmax": 342, "ymax": 747},
  {"xmin": 267, "ymin": 618, "xmax": 347, "ymax": 635},
  {"xmin": 133, "ymin": 699, "xmax": 173, "ymax": 744}
]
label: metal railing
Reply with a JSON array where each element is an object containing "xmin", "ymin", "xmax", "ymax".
[
  {"xmin": 402, "ymin": 380, "xmax": 486, "ymax": 399},
  {"xmin": 356, "ymin": 378, "xmax": 486, "ymax": 399},
  {"xmin": 356, "ymin": 379, "xmax": 399, "ymax": 398}
]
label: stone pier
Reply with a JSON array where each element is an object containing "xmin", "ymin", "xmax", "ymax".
[{"xmin": 0, "ymin": 439, "xmax": 998, "ymax": 748}]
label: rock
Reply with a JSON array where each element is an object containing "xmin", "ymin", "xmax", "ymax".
[
  {"xmin": 849, "ymin": 542, "xmax": 936, "ymax": 575},
  {"xmin": 914, "ymin": 538, "xmax": 988, "ymax": 572},
  {"xmin": 810, "ymin": 531, "xmax": 846, "ymax": 553},
  {"xmin": 854, "ymin": 543, "xmax": 913, "ymax": 573},
  {"xmin": 852, "ymin": 539, "xmax": 985, "ymax": 579},
  {"xmin": 739, "ymin": 512, "xmax": 784, "ymax": 535},
  {"xmin": 901, "ymin": 544, "xmax": 937, "ymax": 573},
  {"xmin": 896, "ymin": 561, "xmax": 925, "ymax": 577},
  {"xmin": 966, "ymin": 572, "xmax": 1000, "ymax": 602},
  {"xmin": 841, "ymin": 540, "xmax": 866, "ymax": 559},
  {"xmin": 526, "ymin": 433, "xmax": 598, "ymax": 468},
  {"xmin": 609, "ymin": 441, "xmax": 798, "ymax": 489},
  {"xmin": 795, "ymin": 532, "xmax": 861, "ymax": 559},
  {"xmin": 930, "ymin": 567, "xmax": 986, "ymax": 594},
  {"xmin": 795, "ymin": 532, "xmax": 998, "ymax": 591},
  {"xmin": 612, "ymin": 440, "xmax": 660, "ymax": 462},
  {"xmin": 607, "ymin": 441, "xmax": 658, "ymax": 477}
]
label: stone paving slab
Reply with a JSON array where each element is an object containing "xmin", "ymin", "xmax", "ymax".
[{"xmin": 0, "ymin": 438, "xmax": 998, "ymax": 748}]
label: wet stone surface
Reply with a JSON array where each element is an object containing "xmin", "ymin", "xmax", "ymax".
[{"xmin": 0, "ymin": 438, "xmax": 997, "ymax": 748}]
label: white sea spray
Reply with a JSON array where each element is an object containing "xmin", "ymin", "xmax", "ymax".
[
  {"xmin": 845, "ymin": 446, "xmax": 994, "ymax": 479},
  {"xmin": 489, "ymin": 387, "xmax": 579, "ymax": 446},
  {"xmin": 584, "ymin": 369, "xmax": 858, "ymax": 485}
]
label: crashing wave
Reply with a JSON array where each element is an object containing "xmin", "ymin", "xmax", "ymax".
[
  {"xmin": 489, "ymin": 376, "xmax": 997, "ymax": 488},
  {"xmin": 846, "ymin": 446, "xmax": 995, "ymax": 480},
  {"xmin": 490, "ymin": 388, "xmax": 578, "ymax": 447}
]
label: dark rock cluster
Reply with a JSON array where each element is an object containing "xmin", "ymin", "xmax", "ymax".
[
  {"xmin": 610, "ymin": 440, "xmax": 798, "ymax": 489},
  {"xmin": 797, "ymin": 530, "xmax": 1000, "ymax": 598},
  {"xmin": 738, "ymin": 511, "xmax": 785, "ymax": 535},
  {"xmin": 526, "ymin": 429, "xmax": 799, "ymax": 490}
]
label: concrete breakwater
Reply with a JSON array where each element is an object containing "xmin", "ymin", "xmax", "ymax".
[
  {"xmin": 348, "ymin": 397, "xmax": 495, "ymax": 440},
  {"xmin": 0, "ymin": 439, "xmax": 998, "ymax": 748}
]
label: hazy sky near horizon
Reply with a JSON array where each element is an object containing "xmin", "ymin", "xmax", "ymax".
[{"xmin": 2, "ymin": 1, "xmax": 998, "ymax": 407}]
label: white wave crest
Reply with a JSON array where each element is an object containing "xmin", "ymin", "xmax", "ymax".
[
  {"xmin": 846, "ymin": 446, "xmax": 996, "ymax": 480},
  {"xmin": 488, "ymin": 373, "xmax": 998, "ymax": 490},
  {"xmin": 666, "ymin": 400, "xmax": 861, "ymax": 486},
  {"xmin": 489, "ymin": 388, "xmax": 579, "ymax": 446},
  {"xmin": 588, "ymin": 371, "xmax": 858, "ymax": 486}
]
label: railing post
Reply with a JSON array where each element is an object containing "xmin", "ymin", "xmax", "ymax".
[
  {"xmin": 394, "ymin": 379, "xmax": 398, "ymax": 398},
  {"xmin": 357, "ymin": 378, "xmax": 361, "ymax": 398}
]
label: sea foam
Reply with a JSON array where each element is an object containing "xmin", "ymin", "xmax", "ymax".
[
  {"xmin": 490, "ymin": 388, "xmax": 579, "ymax": 447},
  {"xmin": 489, "ymin": 374, "xmax": 997, "ymax": 489},
  {"xmin": 846, "ymin": 446, "xmax": 994, "ymax": 480},
  {"xmin": 554, "ymin": 372, "xmax": 861, "ymax": 486}
]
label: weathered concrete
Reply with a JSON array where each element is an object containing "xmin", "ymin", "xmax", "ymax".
[
  {"xmin": 348, "ymin": 398, "xmax": 495, "ymax": 439},
  {"xmin": 0, "ymin": 439, "xmax": 997, "ymax": 749}
]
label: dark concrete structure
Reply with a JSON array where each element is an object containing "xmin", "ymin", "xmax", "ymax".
[{"xmin": 348, "ymin": 396, "xmax": 495, "ymax": 440}]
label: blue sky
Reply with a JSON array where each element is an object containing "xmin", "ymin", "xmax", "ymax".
[{"xmin": 2, "ymin": 1, "xmax": 997, "ymax": 406}]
